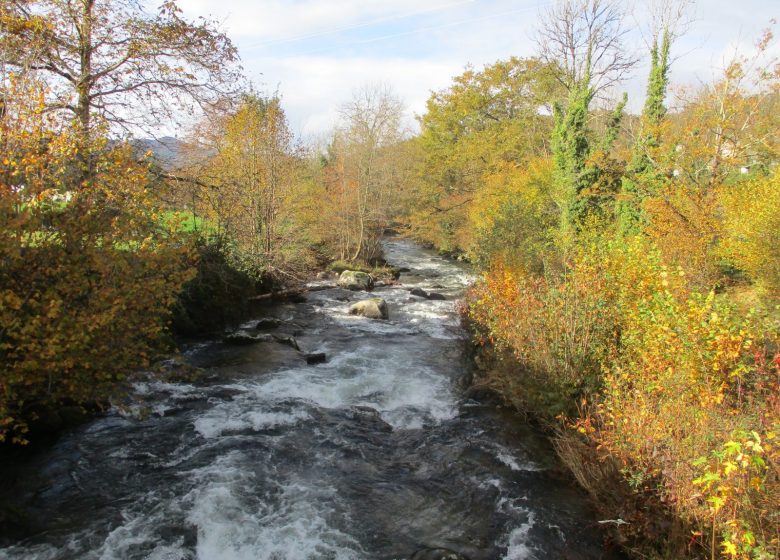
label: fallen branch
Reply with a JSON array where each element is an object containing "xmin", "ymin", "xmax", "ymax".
[{"xmin": 248, "ymin": 284, "xmax": 337, "ymax": 302}]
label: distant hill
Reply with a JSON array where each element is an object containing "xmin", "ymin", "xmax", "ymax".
[{"xmin": 131, "ymin": 136, "xmax": 186, "ymax": 168}]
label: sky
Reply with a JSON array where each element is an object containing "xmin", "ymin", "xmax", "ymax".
[{"xmin": 175, "ymin": 0, "xmax": 778, "ymax": 141}]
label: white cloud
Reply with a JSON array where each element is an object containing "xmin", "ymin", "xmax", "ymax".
[
  {"xmin": 179, "ymin": 0, "xmax": 473, "ymax": 41},
  {"xmin": 255, "ymin": 55, "xmax": 462, "ymax": 138},
  {"xmin": 172, "ymin": 0, "xmax": 780, "ymax": 140}
]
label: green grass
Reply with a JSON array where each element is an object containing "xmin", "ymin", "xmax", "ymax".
[{"xmin": 161, "ymin": 211, "xmax": 213, "ymax": 234}]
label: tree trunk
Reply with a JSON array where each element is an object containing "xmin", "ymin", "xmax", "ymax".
[{"xmin": 77, "ymin": 0, "xmax": 95, "ymax": 138}]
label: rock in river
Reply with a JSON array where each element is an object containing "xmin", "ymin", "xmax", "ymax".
[
  {"xmin": 409, "ymin": 287, "xmax": 447, "ymax": 301},
  {"xmin": 349, "ymin": 298, "xmax": 389, "ymax": 320},
  {"xmin": 304, "ymin": 352, "xmax": 327, "ymax": 365},
  {"xmin": 410, "ymin": 549, "xmax": 470, "ymax": 560},
  {"xmin": 254, "ymin": 318, "xmax": 282, "ymax": 330},
  {"xmin": 338, "ymin": 270, "xmax": 374, "ymax": 291}
]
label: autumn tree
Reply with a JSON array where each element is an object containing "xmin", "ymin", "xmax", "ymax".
[
  {"xmin": 618, "ymin": 0, "xmax": 693, "ymax": 234},
  {"xmin": 0, "ymin": 0, "xmax": 241, "ymax": 137},
  {"xmin": 644, "ymin": 27, "xmax": 780, "ymax": 288},
  {"xmin": 0, "ymin": 76, "xmax": 194, "ymax": 443},
  {"xmin": 179, "ymin": 94, "xmax": 313, "ymax": 279},
  {"xmin": 328, "ymin": 84, "xmax": 406, "ymax": 261},
  {"xmin": 412, "ymin": 57, "xmax": 562, "ymax": 253}
]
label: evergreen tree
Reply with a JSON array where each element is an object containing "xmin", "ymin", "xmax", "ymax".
[{"xmin": 618, "ymin": 30, "xmax": 672, "ymax": 234}]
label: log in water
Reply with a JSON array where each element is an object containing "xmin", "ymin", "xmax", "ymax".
[{"xmin": 0, "ymin": 239, "xmax": 621, "ymax": 560}]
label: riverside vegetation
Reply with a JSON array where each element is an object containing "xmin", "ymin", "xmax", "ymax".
[{"xmin": 1, "ymin": 0, "xmax": 779, "ymax": 558}]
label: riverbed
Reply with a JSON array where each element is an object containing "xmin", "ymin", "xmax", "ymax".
[{"xmin": 0, "ymin": 239, "xmax": 619, "ymax": 560}]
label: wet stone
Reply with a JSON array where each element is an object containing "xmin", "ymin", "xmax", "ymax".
[
  {"xmin": 410, "ymin": 548, "xmax": 470, "ymax": 560},
  {"xmin": 254, "ymin": 318, "xmax": 282, "ymax": 330},
  {"xmin": 304, "ymin": 352, "xmax": 327, "ymax": 365}
]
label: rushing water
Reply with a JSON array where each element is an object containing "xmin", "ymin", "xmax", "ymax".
[{"xmin": 0, "ymin": 239, "xmax": 619, "ymax": 560}]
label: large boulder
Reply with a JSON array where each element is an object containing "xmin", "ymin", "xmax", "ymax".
[
  {"xmin": 349, "ymin": 298, "xmax": 389, "ymax": 320},
  {"xmin": 338, "ymin": 270, "xmax": 374, "ymax": 291}
]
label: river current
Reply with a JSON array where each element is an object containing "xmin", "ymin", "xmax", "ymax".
[{"xmin": 0, "ymin": 239, "xmax": 618, "ymax": 560}]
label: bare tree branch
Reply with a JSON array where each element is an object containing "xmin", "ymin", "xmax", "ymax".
[{"xmin": 536, "ymin": 0, "xmax": 638, "ymax": 96}]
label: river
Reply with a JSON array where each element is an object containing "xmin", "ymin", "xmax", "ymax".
[{"xmin": 0, "ymin": 239, "xmax": 620, "ymax": 560}]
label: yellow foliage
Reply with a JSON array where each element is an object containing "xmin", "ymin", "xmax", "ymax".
[
  {"xmin": 469, "ymin": 227, "xmax": 780, "ymax": 557},
  {"xmin": 0, "ymin": 78, "xmax": 195, "ymax": 443},
  {"xmin": 719, "ymin": 170, "xmax": 780, "ymax": 296},
  {"xmin": 469, "ymin": 158, "xmax": 561, "ymax": 272}
]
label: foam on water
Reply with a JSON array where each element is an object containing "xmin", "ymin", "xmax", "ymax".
[
  {"xmin": 241, "ymin": 349, "xmax": 458, "ymax": 429},
  {"xmin": 94, "ymin": 514, "xmax": 184, "ymax": 560},
  {"xmin": 498, "ymin": 495, "xmax": 537, "ymax": 560},
  {"xmin": 185, "ymin": 455, "xmax": 362, "ymax": 560},
  {"xmin": 194, "ymin": 407, "xmax": 310, "ymax": 439},
  {"xmin": 487, "ymin": 442, "xmax": 543, "ymax": 473},
  {"xmin": 503, "ymin": 513, "xmax": 537, "ymax": 560},
  {"xmin": 197, "ymin": 361, "xmax": 456, "ymax": 432}
]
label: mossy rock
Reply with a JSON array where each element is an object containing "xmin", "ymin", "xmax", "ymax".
[{"xmin": 337, "ymin": 270, "xmax": 375, "ymax": 291}]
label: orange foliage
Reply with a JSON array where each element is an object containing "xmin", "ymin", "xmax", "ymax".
[{"xmin": 0, "ymin": 77, "xmax": 195, "ymax": 443}]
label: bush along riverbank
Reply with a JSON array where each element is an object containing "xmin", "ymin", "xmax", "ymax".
[{"xmin": 464, "ymin": 232, "xmax": 780, "ymax": 560}]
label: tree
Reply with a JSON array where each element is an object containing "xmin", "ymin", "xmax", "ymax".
[
  {"xmin": 537, "ymin": 0, "xmax": 637, "ymax": 231},
  {"xmin": 618, "ymin": 0, "xmax": 693, "ymax": 234},
  {"xmin": 644, "ymin": 27, "xmax": 780, "ymax": 288},
  {"xmin": 331, "ymin": 84, "xmax": 406, "ymax": 261},
  {"xmin": 536, "ymin": 0, "xmax": 636, "ymax": 95},
  {"xmin": 412, "ymin": 57, "xmax": 562, "ymax": 252},
  {"xmin": 0, "ymin": 0, "xmax": 241, "ymax": 137},
  {"xmin": 180, "ymin": 94, "xmax": 309, "ymax": 278},
  {"xmin": 0, "ymin": 75, "xmax": 194, "ymax": 443},
  {"xmin": 719, "ymin": 169, "xmax": 780, "ymax": 295}
]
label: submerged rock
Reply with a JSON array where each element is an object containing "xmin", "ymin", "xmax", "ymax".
[
  {"xmin": 304, "ymin": 352, "xmax": 327, "ymax": 365},
  {"xmin": 409, "ymin": 287, "xmax": 428, "ymax": 298},
  {"xmin": 408, "ymin": 287, "xmax": 447, "ymax": 301},
  {"xmin": 224, "ymin": 331, "xmax": 300, "ymax": 350},
  {"xmin": 254, "ymin": 318, "xmax": 282, "ymax": 330},
  {"xmin": 349, "ymin": 298, "xmax": 389, "ymax": 320},
  {"xmin": 410, "ymin": 549, "xmax": 470, "ymax": 560},
  {"xmin": 338, "ymin": 270, "xmax": 374, "ymax": 291}
]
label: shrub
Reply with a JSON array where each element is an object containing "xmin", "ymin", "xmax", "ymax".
[
  {"xmin": 719, "ymin": 170, "xmax": 780, "ymax": 297},
  {"xmin": 469, "ymin": 228, "xmax": 780, "ymax": 556}
]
